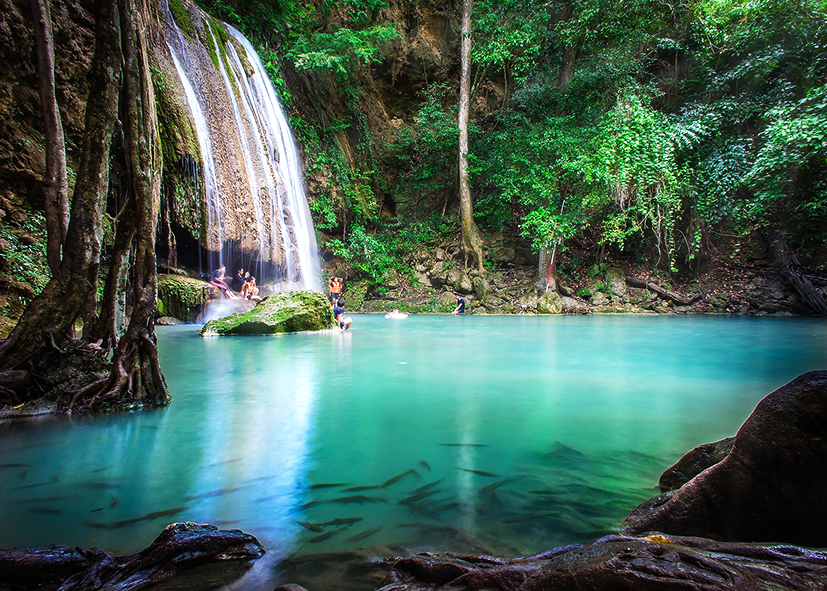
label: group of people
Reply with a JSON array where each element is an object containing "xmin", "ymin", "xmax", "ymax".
[{"xmin": 208, "ymin": 266, "xmax": 260, "ymax": 300}]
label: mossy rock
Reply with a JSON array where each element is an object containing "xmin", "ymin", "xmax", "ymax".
[
  {"xmin": 157, "ymin": 275, "xmax": 214, "ymax": 322},
  {"xmin": 201, "ymin": 291, "xmax": 336, "ymax": 336}
]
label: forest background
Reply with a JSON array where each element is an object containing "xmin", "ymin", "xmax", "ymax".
[{"xmin": 2, "ymin": 0, "xmax": 827, "ymax": 329}]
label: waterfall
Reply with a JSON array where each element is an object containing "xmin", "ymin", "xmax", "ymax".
[{"xmin": 161, "ymin": 1, "xmax": 321, "ymax": 292}]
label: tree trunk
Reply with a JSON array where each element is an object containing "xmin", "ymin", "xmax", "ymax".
[
  {"xmin": 458, "ymin": 0, "xmax": 484, "ymax": 271},
  {"xmin": 0, "ymin": 0, "xmax": 123, "ymax": 373},
  {"xmin": 75, "ymin": 0, "xmax": 169, "ymax": 410},
  {"xmin": 30, "ymin": 0, "xmax": 69, "ymax": 275},
  {"xmin": 535, "ymin": 244, "xmax": 559, "ymax": 293}
]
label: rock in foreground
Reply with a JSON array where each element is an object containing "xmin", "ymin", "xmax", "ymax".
[
  {"xmin": 623, "ymin": 370, "xmax": 827, "ymax": 546},
  {"xmin": 201, "ymin": 291, "xmax": 336, "ymax": 336},
  {"xmin": 375, "ymin": 535, "xmax": 827, "ymax": 591},
  {"xmin": 0, "ymin": 522, "xmax": 264, "ymax": 591}
]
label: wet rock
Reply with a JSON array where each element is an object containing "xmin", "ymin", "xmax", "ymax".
[
  {"xmin": 201, "ymin": 291, "xmax": 335, "ymax": 336},
  {"xmin": 155, "ymin": 316, "xmax": 180, "ymax": 326},
  {"xmin": 658, "ymin": 437, "xmax": 734, "ymax": 492},
  {"xmin": 157, "ymin": 275, "xmax": 216, "ymax": 322},
  {"xmin": 0, "ymin": 522, "xmax": 263, "ymax": 591},
  {"xmin": 375, "ymin": 535, "xmax": 827, "ymax": 591},
  {"xmin": 274, "ymin": 585, "xmax": 310, "ymax": 591},
  {"xmin": 623, "ymin": 371, "xmax": 827, "ymax": 546}
]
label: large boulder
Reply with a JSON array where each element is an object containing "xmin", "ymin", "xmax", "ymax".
[
  {"xmin": 622, "ymin": 371, "xmax": 827, "ymax": 546},
  {"xmin": 157, "ymin": 274, "xmax": 217, "ymax": 322},
  {"xmin": 201, "ymin": 292, "xmax": 336, "ymax": 336},
  {"xmin": 658, "ymin": 437, "xmax": 734, "ymax": 492}
]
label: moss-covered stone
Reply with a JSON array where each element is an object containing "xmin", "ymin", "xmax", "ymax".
[
  {"xmin": 157, "ymin": 274, "xmax": 214, "ymax": 322},
  {"xmin": 201, "ymin": 291, "xmax": 336, "ymax": 335}
]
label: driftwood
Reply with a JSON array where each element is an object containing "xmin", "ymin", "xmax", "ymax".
[
  {"xmin": 625, "ymin": 276, "xmax": 702, "ymax": 306},
  {"xmin": 0, "ymin": 522, "xmax": 264, "ymax": 591},
  {"xmin": 766, "ymin": 230, "xmax": 827, "ymax": 316}
]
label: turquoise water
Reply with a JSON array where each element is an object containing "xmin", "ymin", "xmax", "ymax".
[{"xmin": 0, "ymin": 315, "xmax": 825, "ymax": 588}]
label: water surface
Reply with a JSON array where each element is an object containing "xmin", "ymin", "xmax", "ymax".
[{"xmin": 0, "ymin": 315, "xmax": 824, "ymax": 588}]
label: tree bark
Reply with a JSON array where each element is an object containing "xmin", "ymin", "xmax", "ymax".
[
  {"xmin": 458, "ymin": 0, "xmax": 484, "ymax": 271},
  {"xmin": 30, "ymin": 0, "xmax": 69, "ymax": 275},
  {"xmin": 90, "ymin": 0, "xmax": 168, "ymax": 408},
  {"xmin": 0, "ymin": 0, "xmax": 122, "ymax": 372}
]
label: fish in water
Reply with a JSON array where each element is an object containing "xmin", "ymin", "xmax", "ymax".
[
  {"xmin": 481, "ymin": 480, "xmax": 507, "ymax": 493},
  {"xmin": 411, "ymin": 479, "xmax": 442, "ymax": 494},
  {"xmin": 27, "ymin": 507, "xmax": 63, "ymax": 515},
  {"xmin": 440, "ymin": 443, "xmax": 488, "ymax": 448},
  {"xmin": 79, "ymin": 481, "xmax": 121, "ymax": 490},
  {"xmin": 400, "ymin": 489, "xmax": 441, "ymax": 505},
  {"xmin": 205, "ymin": 458, "xmax": 243, "ymax": 467},
  {"xmin": 309, "ymin": 528, "xmax": 344, "ymax": 543},
  {"xmin": 383, "ymin": 470, "xmax": 417, "ymax": 487},
  {"xmin": 309, "ymin": 482, "xmax": 349, "ymax": 489},
  {"xmin": 330, "ymin": 495, "xmax": 387, "ymax": 504},
  {"xmin": 297, "ymin": 521, "xmax": 324, "ymax": 532},
  {"xmin": 86, "ymin": 506, "xmax": 187, "ymax": 530},
  {"xmin": 344, "ymin": 485, "xmax": 384, "ymax": 492},
  {"xmin": 92, "ymin": 467, "xmax": 109, "ymax": 473},
  {"xmin": 9, "ymin": 475, "xmax": 59, "ymax": 490},
  {"xmin": 300, "ymin": 500, "xmax": 324, "ymax": 509},
  {"xmin": 503, "ymin": 511, "xmax": 560, "ymax": 523},
  {"xmin": 185, "ymin": 486, "xmax": 243, "ymax": 500},
  {"xmin": 456, "ymin": 467, "xmax": 499, "ymax": 477},
  {"xmin": 91, "ymin": 507, "xmax": 105, "ymax": 513},
  {"xmin": 318, "ymin": 517, "xmax": 363, "ymax": 526},
  {"xmin": 419, "ymin": 460, "xmax": 431, "ymax": 472},
  {"xmin": 347, "ymin": 527, "xmax": 382, "ymax": 542},
  {"xmin": 0, "ymin": 463, "xmax": 33, "ymax": 468}
]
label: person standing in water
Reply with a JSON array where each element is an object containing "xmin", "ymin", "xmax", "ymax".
[{"xmin": 332, "ymin": 297, "xmax": 345, "ymax": 328}]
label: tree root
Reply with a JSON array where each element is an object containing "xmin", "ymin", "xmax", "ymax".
[{"xmin": 626, "ymin": 275, "xmax": 703, "ymax": 306}]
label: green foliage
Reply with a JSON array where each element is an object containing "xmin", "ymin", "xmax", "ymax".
[
  {"xmin": 288, "ymin": 25, "xmax": 399, "ymax": 75},
  {"xmin": 0, "ymin": 212, "xmax": 49, "ymax": 296}
]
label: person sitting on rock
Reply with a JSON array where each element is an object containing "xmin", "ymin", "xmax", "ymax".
[
  {"xmin": 242, "ymin": 276, "xmax": 261, "ymax": 301},
  {"xmin": 209, "ymin": 265, "xmax": 236, "ymax": 298},
  {"xmin": 232, "ymin": 268, "xmax": 246, "ymax": 292},
  {"xmin": 452, "ymin": 293, "xmax": 465, "ymax": 315}
]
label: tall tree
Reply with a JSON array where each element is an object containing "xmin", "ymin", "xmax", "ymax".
[
  {"xmin": 30, "ymin": 0, "xmax": 69, "ymax": 275},
  {"xmin": 0, "ymin": 0, "xmax": 169, "ymax": 410},
  {"xmin": 458, "ymin": 0, "xmax": 484, "ymax": 271}
]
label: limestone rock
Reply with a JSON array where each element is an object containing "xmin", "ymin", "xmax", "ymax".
[
  {"xmin": 537, "ymin": 293, "xmax": 562, "ymax": 314},
  {"xmin": 622, "ymin": 371, "xmax": 827, "ymax": 546},
  {"xmin": 591, "ymin": 291, "xmax": 609, "ymax": 306},
  {"xmin": 201, "ymin": 292, "xmax": 336, "ymax": 336},
  {"xmin": 155, "ymin": 316, "xmax": 180, "ymax": 326},
  {"xmin": 606, "ymin": 266, "xmax": 627, "ymax": 297},
  {"xmin": 157, "ymin": 274, "xmax": 216, "ymax": 322}
]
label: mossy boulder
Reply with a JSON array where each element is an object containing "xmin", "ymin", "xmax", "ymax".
[
  {"xmin": 157, "ymin": 275, "xmax": 216, "ymax": 322},
  {"xmin": 201, "ymin": 291, "xmax": 336, "ymax": 336}
]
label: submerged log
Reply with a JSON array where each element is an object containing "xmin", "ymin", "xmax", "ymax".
[
  {"xmin": 375, "ymin": 535, "xmax": 827, "ymax": 591},
  {"xmin": 0, "ymin": 522, "xmax": 264, "ymax": 591},
  {"xmin": 623, "ymin": 370, "xmax": 827, "ymax": 546}
]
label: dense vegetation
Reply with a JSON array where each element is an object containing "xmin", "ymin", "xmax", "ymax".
[{"xmin": 195, "ymin": 0, "xmax": 827, "ymax": 291}]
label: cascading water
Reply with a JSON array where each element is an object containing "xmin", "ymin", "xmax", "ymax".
[{"xmin": 160, "ymin": 0, "xmax": 321, "ymax": 292}]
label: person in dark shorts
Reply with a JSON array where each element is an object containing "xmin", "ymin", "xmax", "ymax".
[
  {"xmin": 332, "ymin": 297, "xmax": 345, "ymax": 328},
  {"xmin": 452, "ymin": 293, "xmax": 465, "ymax": 315}
]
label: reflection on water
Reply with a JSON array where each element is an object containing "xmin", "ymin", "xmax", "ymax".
[{"xmin": 0, "ymin": 315, "xmax": 825, "ymax": 589}]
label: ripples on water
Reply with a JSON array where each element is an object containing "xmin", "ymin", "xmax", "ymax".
[{"xmin": 0, "ymin": 315, "xmax": 825, "ymax": 589}]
